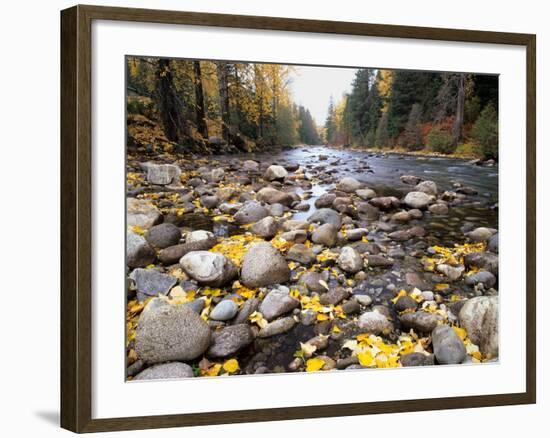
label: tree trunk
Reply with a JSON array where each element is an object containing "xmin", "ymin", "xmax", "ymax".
[
  {"xmin": 216, "ymin": 62, "xmax": 231, "ymax": 144},
  {"xmin": 155, "ymin": 58, "xmax": 186, "ymax": 144},
  {"xmin": 193, "ymin": 61, "xmax": 208, "ymax": 139},
  {"xmin": 452, "ymin": 74, "xmax": 465, "ymax": 147}
]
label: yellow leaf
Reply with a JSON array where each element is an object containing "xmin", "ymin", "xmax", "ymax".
[
  {"xmin": 452, "ymin": 326, "xmax": 468, "ymax": 340},
  {"xmin": 357, "ymin": 350, "xmax": 375, "ymax": 367},
  {"xmin": 201, "ymin": 363, "xmax": 222, "ymax": 377},
  {"xmin": 223, "ymin": 359, "xmax": 240, "ymax": 373},
  {"xmin": 316, "ymin": 313, "xmax": 329, "ymax": 321},
  {"xmin": 305, "ymin": 358, "xmax": 325, "ymax": 372},
  {"xmin": 332, "ymin": 325, "xmax": 341, "ymax": 333},
  {"xmin": 391, "ymin": 289, "xmax": 408, "ymax": 304},
  {"xmin": 435, "ymin": 283, "xmax": 450, "ymax": 291}
]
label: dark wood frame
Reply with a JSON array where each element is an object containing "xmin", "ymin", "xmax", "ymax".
[{"xmin": 61, "ymin": 4, "xmax": 537, "ymax": 433}]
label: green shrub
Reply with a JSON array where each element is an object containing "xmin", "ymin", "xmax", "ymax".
[
  {"xmin": 427, "ymin": 126, "xmax": 454, "ymax": 154},
  {"xmin": 472, "ymin": 103, "xmax": 498, "ymax": 160}
]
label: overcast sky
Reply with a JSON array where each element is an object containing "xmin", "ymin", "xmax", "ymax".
[{"xmin": 289, "ymin": 65, "xmax": 358, "ymax": 126}]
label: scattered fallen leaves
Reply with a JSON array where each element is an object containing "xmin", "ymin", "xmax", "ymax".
[
  {"xmin": 305, "ymin": 358, "xmax": 325, "ymax": 372},
  {"xmin": 223, "ymin": 359, "xmax": 240, "ymax": 373}
]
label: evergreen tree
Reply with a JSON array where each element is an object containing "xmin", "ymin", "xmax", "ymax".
[
  {"xmin": 401, "ymin": 103, "xmax": 423, "ymax": 151},
  {"xmin": 325, "ymin": 97, "xmax": 336, "ymax": 144},
  {"xmin": 375, "ymin": 113, "xmax": 390, "ymax": 148},
  {"xmin": 472, "ymin": 103, "xmax": 498, "ymax": 159}
]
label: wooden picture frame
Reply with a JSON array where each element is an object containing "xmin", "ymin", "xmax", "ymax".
[{"xmin": 60, "ymin": 4, "xmax": 536, "ymax": 433}]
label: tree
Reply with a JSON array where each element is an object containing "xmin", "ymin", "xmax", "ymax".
[
  {"xmin": 427, "ymin": 126, "xmax": 454, "ymax": 154},
  {"xmin": 325, "ymin": 97, "xmax": 336, "ymax": 144},
  {"xmin": 155, "ymin": 58, "xmax": 187, "ymax": 144},
  {"xmin": 375, "ymin": 113, "xmax": 390, "ymax": 147},
  {"xmin": 401, "ymin": 103, "xmax": 423, "ymax": 151},
  {"xmin": 451, "ymin": 74, "xmax": 466, "ymax": 147},
  {"xmin": 193, "ymin": 61, "xmax": 208, "ymax": 139},
  {"xmin": 298, "ymin": 106, "xmax": 320, "ymax": 144},
  {"xmin": 216, "ymin": 62, "xmax": 231, "ymax": 144},
  {"xmin": 472, "ymin": 103, "xmax": 498, "ymax": 159},
  {"xmin": 347, "ymin": 69, "xmax": 381, "ymax": 145}
]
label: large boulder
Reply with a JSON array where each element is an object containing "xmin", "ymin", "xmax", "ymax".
[
  {"xmin": 127, "ymin": 232, "xmax": 156, "ymax": 268},
  {"xmin": 145, "ymin": 223, "xmax": 181, "ymax": 249},
  {"xmin": 336, "ymin": 176, "xmax": 362, "ymax": 193},
  {"xmin": 234, "ymin": 201, "xmax": 269, "ymax": 225},
  {"xmin": 134, "ymin": 362, "xmax": 194, "ymax": 380},
  {"xmin": 264, "ymin": 165, "xmax": 288, "ymax": 181},
  {"xmin": 259, "ymin": 286, "xmax": 299, "ymax": 321},
  {"xmin": 207, "ymin": 324, "xmax": 254, "ymax": 358},
  {"xmin": 404, "ymin": 191, "xmax": 434, "ymax": 209},
  {"xmin": 180, "ymin": 251, "xmax": 237, "ymax": 287},
  {"xmin": 127, "ymin": 198, "xmax": 162, "ymax": 229},
  {"xmin": 308, "ymin": 208, "xmax": 342, "ymax": 228},
  {"xmin": 459, "ymin": 296, "xmax": 499, "ymax": 358},
  {"xmin": 241, "ymin": 243, "xmax": 291, "ymax": 288},
  {"xmin": 135, "ymin": 304, "xmax": 211, "ymax": 363},
  {"xmin": 337, "ymin": 246, "xmax": 363, "ymax": 273},
  {"xmin": 256, "ymin": 187, "xmax": 294, "ymax": 206},
  {"xmin": 129, "ymin": 269, "xmax": 177, "ymax": 302},
  {"xmin": 432, "ymin": 325, "xmax": 466, "ymax": 364},
  {"xmin": 144, "ymin": 163, "xmax": 181, "ymax": 185}
]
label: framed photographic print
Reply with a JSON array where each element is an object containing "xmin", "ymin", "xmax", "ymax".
[{"xmin": 60, "ymin": 4, "xmax": 536, "ymax": 433}]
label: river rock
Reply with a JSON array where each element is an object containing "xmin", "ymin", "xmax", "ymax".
[
  {"xmin": 243, "ymin": 160, "xmax": 260, "ymax": 172},
  {"xmin": 280, "ymin": 230, "xmax": 307, "ymax": 243},
  {"xmin": 258, "ymin": 317, "xmax": 296, "ymax": 337},
  {"xmin": 389, "ymin": 225, "xmax": 426, "ymax": 241},
  {"xmin": 207, "ymin": 324, "xmax": 254, "ymax": 358},
  {"xmin": 311, "ymin": 223, "xmax": 338, "ymax": 246},
  {"xmin": 488, "ymin": 233, "xmax": 499, "ymax": 253},
  {"xmin": 400, "ymin": 175, "xmax": 422, "ymax": 185},
  {"xmin": 429, "ymin": 203, "xmax": 449, "ymax": 215},
  {"xmin": 251, "ymin": 216, "xmax": 278, "ymax": 239},
  {"xmin": 234, "ymin": 298, "xmax": 260, "ymax": 324},
  {"xmin": 400, "ymin": 353, "xmax": 434, "ymax": 367},
  {"xmin": 127, "ymin": 198, "xmax": 162, "ymax": 229},
  {"xmin": 241, "ymin": 243, "xmax": 291, "ymax": 287},
  {"xmin": 180, "ymin": 251, "xmax": 237, "ymax": 287},
  {"xmin": 404, "ymin": 191, "xmax": 433, "ymax": 209},
  {"xmin": 200, "ymin": 195, "xmax": 219, "ymax": 209},
  {"xmin": 145, "ymin": 223, "xmax": 181, "ymax": 249},
  {"xmin": 370, "ymin": 196, "xmax": 400, "ymax": 210},
  {"xmin": 355, "ymin": 188, "xmax": 376, "ymax": 200},
  {"xmin": 464, "ymin": 252, "xmax": 499, "ymax": 275},
  {"xmin": 257, "ymin": 187, "xmax": 294, "ymax": 206},
  {"xmin": 337, "ymin": 246, "xmax": 363, "ymax": 273},
  {"xmin": 134, "ymin": 362, "xmax": 195, "ymax": 380},
  {"xmin": 356, "ymin": 202, "xmax": 380, "ymax": 220},
  {"xmin": 287, "ymin": 244, "xmax": 315, "ymax": 265},
  {"xmin": 209, "ymin": 299, "xmax": 239, "ymax": 321},
  {"xmin": 129, "ymin": 269, "xmax": 177, "ymax": 301},
  {"xmin": 264, "ymin": 165, "xmax": 288, "ymax": 181},
  {"xmin": 336, "ymin": 176, "xmax": 362, "ymax": 193},
  {"xmin": 391, "ymin": 211, "xmax": 411, "ymax": 223},
  {"xmin": 466, "ymin": 227, "xmax": 497, "ymax": 242},
  {"xmin": 234, "ymin": 201, "xmax": 269, "ymax": 224},
  {"xmin": 127, "ymin": 232, "xmax": 156, "ymax": 268},
  {"xmin": 281, "ymin": 219, "xmax": 309, "ymax": 231},
  {"xmin": 207, "ymin": 168, "xmax": 225, "ymax": 183},
  {"xmin": 355, "ymin": 294, "xmax": 373, "ymax": 306},
  {"xmin": 465, "ymin": 270, "xmax": 496, "ymax": 288},
  {"xmin": 186, "ymin": 230, "xmax": 215, "ymax": 243},
  {"xmin": 158, "ymin": 237, "xmax": 217, "ymax": 265},
  {"xmin": 145, "ymin": 163, "xmax": 181, "ymax": 185},
  {"xmin": 135, "ymin": 304, "xmax": 211, "ymax": 363},
  {"xmin": 315, "ymin": 193, "xmax": 337, "ymax": 208},
  {"xmin": 432, "ymin": 325, "xmax": 466, "ymax": 364},
  {"xmin": 400, "ymin": 311, "xmax": 438, "ymax": 333},
  {"xmin": 436, "ymin": 264, "xmax": 465, "ymax": 281},
  {"xmin": 366, "ymin": 254, "xmax": 394, "ymax": 268},
  {"xmin": 415, "ymin": 180, "xmax": 438, "ymax": 196},
  {"xmin": 308, "ymin": 208, "xmax": 342, "ymax": 228},
  {"xmin": 259, "ymin": 286, "xmax": 299, "ymax": 321},
  {"xmin": 394, "ymin": 295, "xmax": 418, "ymax": 312},
  {"xmin": 345, "ymin": 228, "xmax": 369, "ymax": 241},
  {"xmin": 320, "ymin": 287, "xmax": 349, "ymax": 305},
  {"xmin": 358, "ymin": 311, "xmax": 392, "ymax": 334},
  {"xmin": 459, "ymin": 296, "xmax": 499, "ymax": 358},
  {"xmin": 299, "ymin": 271, "xmax": 329, "ymax": 293}
]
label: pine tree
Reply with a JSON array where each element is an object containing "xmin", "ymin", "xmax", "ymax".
[
  {"xmin": 375, "ymin": 113, "xmax": 390, "ymax": 148},
  {"xmin": 401, "ymin": 103, "xmax": 423, "ymax": 151},
  {"xmin": 325, "ymin": 97, "xmax": 336, "ymax": 144}
]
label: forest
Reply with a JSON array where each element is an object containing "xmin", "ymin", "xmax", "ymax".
[{"xmin": 127, "ymin": 57, "xmax": 498, "ymax": 159}]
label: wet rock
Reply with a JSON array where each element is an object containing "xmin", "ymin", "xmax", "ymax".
[
  {"xmin": 358, "ymin": 311, "xmax": 392, "ymax": 334},
  {"xmin": 370, "ymin": 196, "xmax": 400, "ymax": 211},
  {"xmin": 345, "ymin": 228, "xmax": 369, "ymax": 241},
  {"xmin": 415, "ymin": 180, "xmax": 438, "ymax": 196},
  {"xmin": 429, "ymin": 203, "xmax": 449, "ymax": 215},
  {"xmin": 436, "ymin": 264, "xmax": 465, "ymax": 281},
  {"xmin": 308, "ymin": 208, "xmax": 342, "ymax": 228},
  {"xmin": 336, "ymin": 176, "xmax": 362, "ymax": 193},
  {"xmin": 459, "ymin": 296, "xmax": 499, "ymax": 358},
  {"xmin": 400, "ymin": 311, "xmax": 438, "ymax": 333},
  {"xmin": 144, "ymin": 163, "xmax": 181, "ymax": 185},
  {"xmin": 315, "ymin": 193, "xmax": 337, "ymax": 208},
  {"xmin": 464, "ymin": 252, "xmax": 498, "ymax": 276},
  {"xmin": 258, "ymin": 287, "xmax": 297, "ymax": 321},
  {"xmin": 465, "ymin": 270, "xmax": 496, "ymax": 288},
  {"xmin": 366, "ymin": 254, "xmax": 394, "ymax": 268},
  {"xmin": 311, "ymin": 223, "xmax": 338, "ymax": 246},
  {"xmin": 488, "ymin": 233, "xmax": 499, "ymax": 253},
  {"xmin": 404, "ymin": 191, "xmax": 434, "ymax": 209},
  {"xmin": 257, "ymin": 187, "xmax": 294, "ymax": 206},
  {"xmin": 388, "ymin": 247, "xmax": 406, "ymax": 259},
  {"xmin": 180, "ymin": 251, "xmax": 237, "ymax": 287},
  {"xmin": 251, "ymin": 216, "xmax": 278, "ymax": 239},
  {"xmin": 127, "ymin": 232, "xmax": 156, "ymax": 268},
  {"xmin": 320, "ymin": 287, "xmax": 349, "ymax": 305},
  {"xmin": 355, "ymin": 188, "xmax": 376, "ymax": 200},
  {"xmin": 243, "ymin": 160, "xmax": 260, "ymax": 172},
  {"xmin": 432, "ymin": 325, "xmax": 466, "ymax": 364},
  {"xmin": 134, "ymin": 362, "xmax": 194, "ymax": 380},
  {"xmin": 144, "ymin": 223, "xmax": 181, "ymax": 249},
  {"xmin": 264, "ymin": 165, "xmax": 288, "ymax": 181},
  {"xmin": 408, "ymin": 209, "xmax": 423, "ymax": 219},
  {"xmin": 258, "ymin": 317, "xmax": 296, "ymax": 337},
  {"xmin": 280, "ymin": 230, "xmax": 308, "ymax": 243},
  {"xmin": 129, "ymin": 269, "xmax": 177, "ymax": 302},
  {"xmin": 135, "ymin": 304, "xmax": 211, "ymax": 363},
  {"xmin": 355, "ymin": 294, "xmax": 373, "ymax": 306},
  {"xmin": 389, "ymin": 226, "xmax": 426, "ymax": 241},
  {"xmin": 337, "ymin": 246, "xmax": 363, "ymax": 273},
  {"xmin": 281, "ymin": 219, "xmax": 310, "ymax": 231},
  {"xmin": 356, "ymin": 202, "xmax": 380, "ymax": 219},
  {"xmin": 158, "ymin": 237, "xmax": 217, "ymax": 265},
  {"xmin": 127, "ymin": 198, "xmax": 162, "ymax": 229},
  {"xmin": 209, "ymin": 300, "xmax": 239, "ymax": 321},
  {"xmin": 391, "ymin": 211, "xmax": 411, "ymax": 223},
  {"xmin": 405, "ymin": 273, "xmax": 429, "ymax": 289},
  {"xmin": 234, "ymin": 298, "xmax": 260, "ymax": 324},
  {"xmin": 299, "ymin": 271, "xmax": 329, "ymax": 293},
  {"xmin": 207, "ymin": 324, "xmax": 254, "ymax": 358},
  {"xmin": 466, "ymin": 227, "xmax": 497, "ymax": 242},
  {"xmin": 400, "ymin": 175, "xmax": 422, "ymax": 185},
  {"xmin": 186, "ymin": 230, "xmax": 215, "ymax": 243},
  {"xmin": 234, "ymin": 201, "xmax": 269, "ymax": 224},
  {"xmin": 394, "ymin": 296, "xmax": 418, "ymax": 312},
  {"xmin": 294, "ymin": 202, "xmax": 310, "ymax": 211},
  {"xmin": 241, "ymin": 243, "xmax": 291, "ymax": 288},
  {"xmin": 400, "ymin": 353, "xmax": 434, "ymax": 367},
  {"xmin": 287, "ymin": 244, "xmax": 315, "ymax": 265},
  {"xmin": 267, "ymin": 203, "xmax": 285, "ymax": 217}
]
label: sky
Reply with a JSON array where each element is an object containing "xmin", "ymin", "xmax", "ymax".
[{"xmin": 289, "ymin": 65, "xmax": 358, "ymax": 126}]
